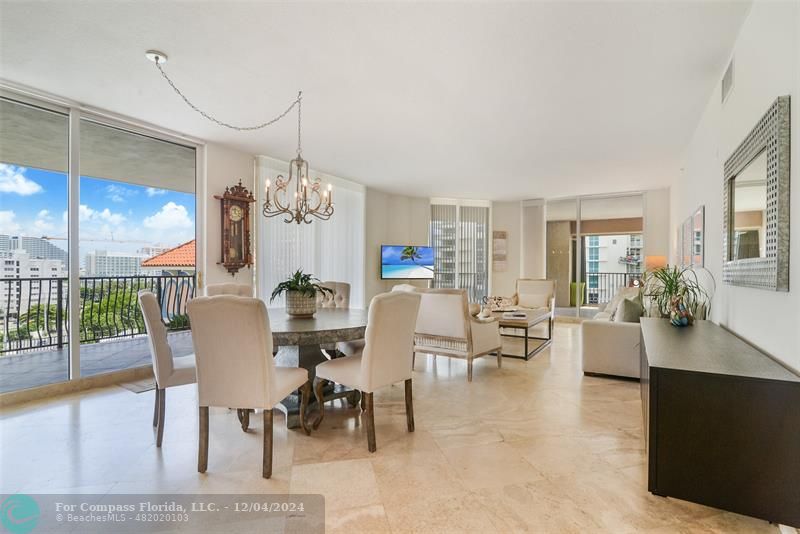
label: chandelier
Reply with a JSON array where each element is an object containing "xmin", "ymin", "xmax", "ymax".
[
  {"xmin": 147, "ymin": 49, "xmax": 333, "ymax": 225},
  {"xmin": 262, "ymin": 94, "xmax": 334, "ymax": 224}
]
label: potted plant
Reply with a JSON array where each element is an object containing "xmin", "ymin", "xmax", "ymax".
[
  {"xmin": 641, "ymin": 266, "xmax": 710, "ymax": 327},
  {"xmin": 270, "ymin": 270, "xmax": 333, "ymax": 318}
]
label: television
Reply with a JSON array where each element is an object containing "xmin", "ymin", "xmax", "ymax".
[{"xmin": 381, "ymin": 245, "xmax": 434, "ymax": 280}]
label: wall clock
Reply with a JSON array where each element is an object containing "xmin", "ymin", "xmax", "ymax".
[{"xmin": 214, "ymin": 180, "xmax": 256, "ymax": 275}]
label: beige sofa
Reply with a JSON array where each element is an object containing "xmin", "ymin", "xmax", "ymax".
[{"xmin": 580, "ymin": 287, "xmax": 641, "ymax": 379}]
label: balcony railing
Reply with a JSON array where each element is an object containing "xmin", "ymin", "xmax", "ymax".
[
  {"xmin": 0, "ymin": 275, "xmax": 195, "ymax": 354},
  {"xmin": 584, "ymin": 272, "xmax": 641, "ymax": 305}
]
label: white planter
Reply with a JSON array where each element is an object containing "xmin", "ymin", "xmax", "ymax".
[{"xmin": 285, "ymin": 290, "xmax": 317, "ymax": 317}]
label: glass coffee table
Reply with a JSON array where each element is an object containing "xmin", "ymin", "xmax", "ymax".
[{"xmin": 492, "ymin": 308, "xmax": 553, "ymax": 360}]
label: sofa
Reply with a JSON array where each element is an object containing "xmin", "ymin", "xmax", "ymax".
[{"xmin": 580, "ymin": 286, "xmax": 641, "ymax": 379}]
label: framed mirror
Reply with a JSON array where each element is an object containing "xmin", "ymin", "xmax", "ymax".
[
  {"xmin": 692, "ymin": 206, "xmax": 704, "ymax": 266},
  {"xmin": 682, "ymin": 217, "xmax": 693, "ymax": 267},
  {"xmin": 723, "ymin": 96, "xmax": 790, "ymax": 291}
]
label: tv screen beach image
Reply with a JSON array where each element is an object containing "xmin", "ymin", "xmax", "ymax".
[{"xmin": 381, "ymin": 245, "xmax": 435, "ymax": 279}]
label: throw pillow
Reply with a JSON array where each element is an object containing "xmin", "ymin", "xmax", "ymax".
[
  {"xmin": 614, "ymin": 296, "xmax": 643, "ymax": 323},
  {"xmin": 518, "ymin": 293, "xmax": 548, "ymax": 308}
]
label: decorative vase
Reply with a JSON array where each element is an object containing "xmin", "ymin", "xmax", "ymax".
[
  {"xmin": 285, "ymin": 290, "xmax": 317, "ymax": 318},
  {"xmin": 669, "ymin": 295, "xmax": 694, "ymax": 327}
]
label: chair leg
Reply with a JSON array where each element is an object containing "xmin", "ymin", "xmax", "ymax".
[
  {"xmin": 299, "ymin": 381, "xmax": 311, "ymax": 435},
  {"xmin": 404, "ymin": 379, "xmax": 415, "ymax": 433},
  {"xmin": 312, "ymin": 378, "xmax": 326, "ymax": 430},
  {"xmin": 156, "ymin": 388, "xmax": 166, "ymax": 447},
  {"xmin": 496, "ymin": 349, "xmax": 502, "ymax": 369},
  {"xmin": 152, "ymin": 386, "xmax": 160, "ymax": 427},
  {"xmin": 237, "ymin": 409, "xmax": 250, "ymax": 432},
  {"xmin": 412, "ymin": 352, "xmax": 416, "ymax": 370},
  {"xmin": 364, "ymin": 392, "xmax": 376, "ymax": 452},
  {"xmin": 198, "ymin": 406, "xmax": 208, "ymax": 473},
  {"xmin": 467, "ymin": 357, "xmax": 474, "ymax": 382},
  {"xmin": 263, "ymin": 409, "xmax": 273, "ymax": 479}
]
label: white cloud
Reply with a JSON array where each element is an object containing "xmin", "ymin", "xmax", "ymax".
[
  {"xmin": 105, "ymin": 184, "xmax": 137, "ymax": 203},
  {"xmin": 32, "ymin": 209, "xmax": 55, "ymax": 233},
  {"xmin": 0, "ymin": 164, "xmax": 43, "ymax": 195},
  {"xmin": 0, "ymin": 210, "xmax": 21, "ymax": 234},
  {"xmin": 78, "ymin": 204, "xmax": 126, "ymax": 225},
  {"xmin": 146, "ymin": 187, "xmax": 167, "ymax": 197},
  {"xmin": 143, "ymin": 202, "xmax": 193, "ymax": 230}
]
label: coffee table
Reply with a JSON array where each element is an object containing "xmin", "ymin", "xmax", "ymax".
[{"xmin": 493, "ymin": 308, "xmax": 553, "ymax": 360}]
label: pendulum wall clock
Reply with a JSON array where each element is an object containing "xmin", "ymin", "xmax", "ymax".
[{"xmin": 214, "ymin": 180, "xmax": 256, "ymax": 275}]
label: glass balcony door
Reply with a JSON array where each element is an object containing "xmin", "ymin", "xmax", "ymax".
[{"xmin": 0, "ymin": 96, "xmax": 70, "ymax": 392}]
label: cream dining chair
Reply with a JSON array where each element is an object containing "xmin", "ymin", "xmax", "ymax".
[
  {"xmin": 206, "ymin": 283, "xmax": 253, "ymax": 297},
  {"xmin": 312, "ymin": 291, "xmax": 421, "ymax": 452},
  {"xmin": 138, "ymin": 290, "xmax": 197, "ymax": 448},
  {"xmin": 187, "ymin": 295, "xmax": 312, "ymax": 479}
]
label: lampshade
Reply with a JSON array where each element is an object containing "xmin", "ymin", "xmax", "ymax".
[{"xmin": 645, "ymin": 255, "xmax": 668, "ymax": 270}]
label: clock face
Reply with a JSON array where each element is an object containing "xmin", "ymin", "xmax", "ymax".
[{"xmin": 229, "ymin": 205, "xmax": 243, "ymax": 222}]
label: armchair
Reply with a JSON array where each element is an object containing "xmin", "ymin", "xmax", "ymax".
[{"xmin": 412, "ymin": 288, "xmax": 502, "ymax": 382}]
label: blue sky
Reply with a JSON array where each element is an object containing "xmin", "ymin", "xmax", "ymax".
[
  {"xmin": 0, "ymin": 163, "xmax": 195, "ymax": 259},
  {"xmin": 381, "ymin": 245, "xmax": 434, "ymax": 266}
]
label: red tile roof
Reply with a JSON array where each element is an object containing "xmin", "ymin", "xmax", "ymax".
[{"xmin": 141, "ymin": 240, "xmax": 195, "ymax": 267}]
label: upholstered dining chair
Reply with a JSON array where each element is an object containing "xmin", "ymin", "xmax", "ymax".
[
  {"xmin": 187, "ymin": 295, "xmax": 311, "ymax": 479},
  {"xmin": 205, "ymin": 283, "xmax": 252, "ymax": 297},
  {"xmin": 138, "ymin": 290, "xmax": 197, "ymax": 448},
  {"xmin": 313, "ymin": 291, "xmax": 421, "ymax": 452},
  {"xmin": 314, "ymin": 281, "xmax": 363, "ymax": 358}
]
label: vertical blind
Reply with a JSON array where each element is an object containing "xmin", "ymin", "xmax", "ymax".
[
  {"xmin": 430, "ymin": 203, "xmax": 489, "ymax": 302},
  {"xmin": 256, "ymin": 158, "xmax": 365, "ymax": 308}
]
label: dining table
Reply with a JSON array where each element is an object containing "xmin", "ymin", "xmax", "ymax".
[{"xmin": 268, "ymin": 307, "xmax": 368, "ymax": 429}]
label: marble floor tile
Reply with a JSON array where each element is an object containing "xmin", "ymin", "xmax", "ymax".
[{"xmin": 0, "ymin": 323, "xmax": 780, "ymax": 533}]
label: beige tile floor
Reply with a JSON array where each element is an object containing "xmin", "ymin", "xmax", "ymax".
[{"xmin": 0, "ymin": 323, "xmax": 778, "ymax": 533}]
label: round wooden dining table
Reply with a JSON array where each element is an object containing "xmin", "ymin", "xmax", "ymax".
[{"xmin": 268, "ymin": 307, "xmax": 368, "ymax": 429}]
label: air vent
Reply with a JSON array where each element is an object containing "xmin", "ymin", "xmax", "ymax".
[{"xmin": 722, "ymin": 58, "xmax": 734, "ymax": 104}]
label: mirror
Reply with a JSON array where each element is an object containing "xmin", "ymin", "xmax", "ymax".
[
  {"xmin": 730, "ymin": 149, "xmax": 768, "ymax": 260},
  {"xmin": 722, "ymin": 95, "xmax": 789, "ymax": 291}
]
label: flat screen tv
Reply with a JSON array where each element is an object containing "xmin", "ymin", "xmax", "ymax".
[{"xmin": 381, "ymin": 245, "xmax": 434, "ymax": 280}]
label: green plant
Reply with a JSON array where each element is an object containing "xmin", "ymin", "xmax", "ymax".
[
  {"xmin": 270, "ymin": 270, "xmax": 333, "ymax": 302},
  {"xmin": 641, "ymin": 265, "xmax": 710, "ymax": 319}
]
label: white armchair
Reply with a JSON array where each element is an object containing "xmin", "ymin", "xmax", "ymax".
[
  {"xmin": 187, "ymin": 295, "xmax": 311, "ymax": 479},
  {"xmin": 313, "ymin": 291, "xmax": 421, "ymax": 452},
  {"xmin": 138, "ymin": 290, "xmax": 196, "ymax": 448},
  {"xmin": 412, "ymin": 288, "xmax": 502, "ymax": 382}
]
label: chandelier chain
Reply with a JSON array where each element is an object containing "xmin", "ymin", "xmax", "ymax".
[{"xmin": 155, "ymin": 61, "xmax": 302, "ymax": 132}]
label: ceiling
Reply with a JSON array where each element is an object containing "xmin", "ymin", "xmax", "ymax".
[{"xmin": 0, "ymin": 1, "xmax": 750, "ymax": 201}]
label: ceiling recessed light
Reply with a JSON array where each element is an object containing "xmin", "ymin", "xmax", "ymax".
[{"xmin": 145, "ymin": 50, "xmax": 168, "ymax": 64}]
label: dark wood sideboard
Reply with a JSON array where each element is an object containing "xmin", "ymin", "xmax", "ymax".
[{"xmin": 640, "ymin": 318, "xmax": 800, "ymax": 527}]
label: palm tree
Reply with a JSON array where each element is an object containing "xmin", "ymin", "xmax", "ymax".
[{"xmin": 400, "ymin": 246, "xmax": 433, "ymax": 271}]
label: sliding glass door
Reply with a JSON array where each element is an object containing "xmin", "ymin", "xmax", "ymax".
[
  {"xmin": 545, "ymin": 193, "xmax": 643, "ymax": 318},
  {"xmin": 0, "ymin": 96, "xmax": 70, "ymax": 393},
  {"xmin": 78, "ymin": 119, "xmax": 196, "ymax": 377},
  {"xmin": 0, "ymin": 90, "xmax": 199, "ymax": 393}
]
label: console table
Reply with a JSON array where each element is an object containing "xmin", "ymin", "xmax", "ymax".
[{"xmin": 640, "ymin": 318, "xmax": 800, "ymax": 527}]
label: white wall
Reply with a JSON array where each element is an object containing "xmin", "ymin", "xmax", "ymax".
[
  {"xmin": 672, "ymin": 0, "xmax": 800, "ymax": 372},
  {"xmin": 521, "ymin": 200, "xmax": 547, "ymax": 280},
  {"xmin": 364, "ymin": 188, "xmax": 430, "ymax": 301},
  {"xmin": 201, "ymin": 142, "xmax": 255, "ymax": 289},
  {"xmin": 643, "ymin": 188, "xmax": 670, "ymax": 260},
  {"xmin": 491, "ymin": 201, "xmax": 522, "ymax": 297}
]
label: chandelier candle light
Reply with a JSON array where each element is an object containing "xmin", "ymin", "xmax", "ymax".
[
  {"xmin": 262, "ymin": 93, "xmax": 334, "ymax": 224},
  {"xmin": 147, "ymin": 49, "xmax": 333, "ymax": 224}
]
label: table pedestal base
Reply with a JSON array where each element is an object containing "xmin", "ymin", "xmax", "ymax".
[{"xmin": 274, "ymin": 344, "xmax": 359, "ymax": 429}]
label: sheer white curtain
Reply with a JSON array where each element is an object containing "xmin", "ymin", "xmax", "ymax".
[{"xmin": 256, "ymin": 156, "xmax": 366, "ymax": 308}]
